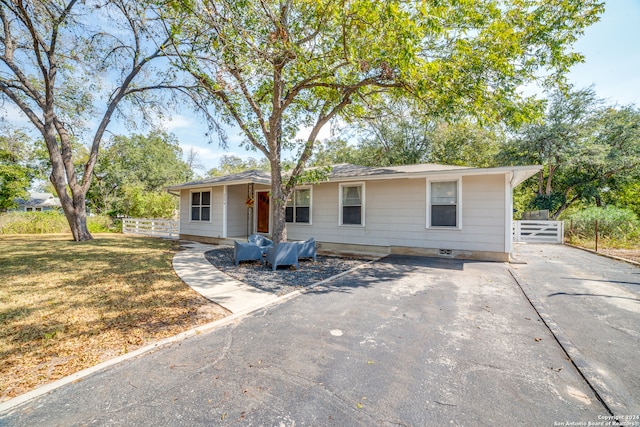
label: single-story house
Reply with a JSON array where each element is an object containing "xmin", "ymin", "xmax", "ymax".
[
  {"xmin": 167, "ymin": 163, "xmax": 541, "ymax": 262},
  {"xmin": 13, "ymin": 192, "xmax": 62, "ymax": 212}
]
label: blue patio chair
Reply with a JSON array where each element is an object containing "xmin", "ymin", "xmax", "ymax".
[
  {"xmin": 247, "ymin": 234, "xmax": 262, "ymax": 245},
  {"xmin": 248, "ymin": 234, "xmax": 274, "ymax": 254},
  {"xmin": 265, "ymin": 242, "xmax": 299, "ymax": 271},
  {"xmin": 297, "ymin": 237, "xmax": 316, "ymax": 261},
  {"xmin": 234, "ymin": 240, "xmax": 264, "ymax": 266}
]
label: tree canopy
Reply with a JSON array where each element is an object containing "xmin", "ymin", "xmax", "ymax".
[
  {"xmin": 165, "ymin": 0, "xmax": 603, "ymax": 243},
  {"xmin": 88, "ymin": 131, "xmax": 192, "ymax": 217},
  {"xmin": 207, "ymin": 155, "xmax": 270, "ymax": 177},
  {"xmin": 501, "ymin": 87, "xmax": 640, "ymax": 218},
  {"xmin": 0, "ymin": 0, "xmax": 188, "ymax": 240},
  {"xmin": 311, "ymin": 117, "xmax": 504, "ymax": 169},
  {"xmin": 0, "ymin": 130, "xmax": 33, "ymax": 211}
]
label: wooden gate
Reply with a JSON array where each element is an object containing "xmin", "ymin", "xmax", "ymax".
[{"xmin": 513, "ymin": 220, "xmax": 564, "ymax": 244}]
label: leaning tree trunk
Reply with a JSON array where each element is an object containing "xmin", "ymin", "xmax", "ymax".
[
  {"xmin": 52, "ymin": 178, "xmax": 93, "ymax": 241},
  {"xmin": 62, "ymin": 197, "xmax": 91, "ymax": 241},
  {"xmin": 45, "ymin": 126, "xmax": 94, "ymax": 242}
]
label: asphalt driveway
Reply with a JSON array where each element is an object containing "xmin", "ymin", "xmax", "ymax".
[
  {"xmin": 1, "ymin": 250, "xmax": 628, "ymax": 426},
  {"xmin": 511, "ymin": 243, "xmax": 640, "ymax": 418}
]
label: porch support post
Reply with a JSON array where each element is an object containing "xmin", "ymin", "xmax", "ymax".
[
  {"xmin": 247, "ymin": 183, "xmax": 254, "ymax": 236},
  {"xmin": 505, "ymin": 173, "xmax": 514, "ymax": 254},
  {"xmin": 222, "ymin": 185, "xmax": 228, "ymax": 238}
]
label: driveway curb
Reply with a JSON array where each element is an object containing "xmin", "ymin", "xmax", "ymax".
[
  {"xmin": 508, "ymin": 268, "xmax": 625, "ymax": 423},
  {"xmin": 565, "ymin": 243, "xmax": 640, "ymax": 268}
]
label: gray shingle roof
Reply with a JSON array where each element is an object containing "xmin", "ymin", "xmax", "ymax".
[
  {"xmin": 326, "ymin": 163, "xmax": 469, "ymax": 178},
  {"xmin": 166, "ymin": 169, "xmax": 271, "ymax": 190},
  {"xmin": 167, "ymin": 163, "xmax": 541, "ymax": 190},
  {"xmin": 15, "ymin": 192, "xmax": 61, "ymax": 207}
]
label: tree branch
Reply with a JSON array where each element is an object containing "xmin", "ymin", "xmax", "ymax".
[
  {"xmin": 0, "ymin": 81, "xmax": 45, "ymax": 132},
  {"xmin": 228, "ymin": 66, "xmax": 270, "ymax": 140},
  {"xmin": 287, "ymin": 86, "xmax": 358, "ymax": 189}
]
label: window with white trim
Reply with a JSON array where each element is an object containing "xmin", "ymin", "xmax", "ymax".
[
  {"xmin": 286, "ymin": 188, "xmax": 311, "ymax": 224},
  {"xmin": 428, "ymin": 180, "xmax": 459, "ymax": 227},
  {"xmin": 191, "ymin": 190, "xmax": 211, "ymax": 221},
  {"xmin": 340, "ymin": 183, "xmax": 364, "ymax": 226}
]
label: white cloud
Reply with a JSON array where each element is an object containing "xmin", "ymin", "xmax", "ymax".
[
  {"xmin": 295, "ymin": 123, "xmax": 332, "ymax": 142},
  {"xmin": 181, "ymin": 143, "xmax": 260, "ymax": 170},
  {"xmin": 181, "ymin": 143, "xmax": 222, "ymax": 163},
  {"xmin": 157, "ymin": 114, "xmax": 194, "ymax": 131},
  {"xmin": 0, "ymin": 104, "xmax": 31, "ymax": 126}
]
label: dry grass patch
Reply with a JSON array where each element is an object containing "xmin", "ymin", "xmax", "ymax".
[
  {"xmin": 567, "ymin": 237, "xmax": 640, "ymax": 264},
  {"xmin": 0, "ymin": 234, "xmax": 229, "ymax": 401},
  {"xmin": 596, "ymin": 248, "xmax": 640, "ymax": 264}
]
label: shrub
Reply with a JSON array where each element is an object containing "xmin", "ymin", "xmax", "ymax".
[
  {"xmin": 0, "ymin": 211, "xmax": 69, "ymax": 234},
  {"xmin": 121, "ymin": 185, "xmax": 177, "ymax": 219},
  {"xmin": 87, "ymin": 215, "xmax": 120, "ymax": 233},
  {"xmin": 564, "ymin": 206, "xmax": 640, "ymax": 247},
  {"xmin": 0, "ymin": 211, "xmax": 119, "ymax": 234}
]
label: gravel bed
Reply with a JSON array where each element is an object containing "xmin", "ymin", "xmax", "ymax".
[{"xmin": 204, "ymin": 246, "xmax": 371, "ymax": 296}]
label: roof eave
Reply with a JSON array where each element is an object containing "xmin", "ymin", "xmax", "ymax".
[
  {"xmin": 166, "ymin": 164, "xmax": 542, "ymax": 189},
  {"xmin": 324, "ymin": 165, "xmax": 542, "ymax": 183},
  {"xmin": 166, "ymin": 178, "xmax": 271, "ymax": 191}
]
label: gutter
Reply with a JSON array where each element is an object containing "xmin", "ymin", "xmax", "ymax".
[{"xmin": 321, "ymin": 165, "xmax": 543, "ymax": 185}]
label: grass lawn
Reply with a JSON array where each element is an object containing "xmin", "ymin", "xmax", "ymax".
[{"xmin": 0, "ymin": 234, "xmax": 229, "ymax": 402}]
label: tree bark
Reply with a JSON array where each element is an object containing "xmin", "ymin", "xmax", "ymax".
[
  {"xmin": 44, "ymin": 125, "xmax": 94, "ymax": 240},
  {"xmin": 59, "ymin": 189, "xmax": 91, "ymax": 241},
  {"xmin": 537, "ymin": 170, "xmax": 544, "ymax": 195},
  {"xmin": 546, "ymin": 164, "xmax": 558, "ymax": 196},
  {"xmin": 269, "ymin": 163, "xmax": 288, "ymax": 244}
]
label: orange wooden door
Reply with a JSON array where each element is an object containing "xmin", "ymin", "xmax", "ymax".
[{"xmin": 256, "ymin": 191, "xmax": 270, "ymax": 233}]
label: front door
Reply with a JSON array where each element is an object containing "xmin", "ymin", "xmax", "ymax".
[{"xmin": 256, "ymin": 191, "xmax": 270, "ymax": 233}]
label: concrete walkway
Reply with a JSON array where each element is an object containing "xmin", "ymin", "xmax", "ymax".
[{"xmin": 172, "ymin": 241, "xmax": 278, "ymax": 314}]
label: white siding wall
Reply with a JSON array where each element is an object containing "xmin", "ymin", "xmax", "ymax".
[
  {"xmin": 178, "ymin": 187, "xmax": 224, "ymax": 237},
  {"xmin": 287, "ymin": 174, "xmax": 507, "ymax": 253},
  {"xmin": 227, "ymin": 185, "xmax": 248, "ymax": 237},
  {"xmin": 179, "ymin": 183, "xmax": 272, "ymax": 238}
]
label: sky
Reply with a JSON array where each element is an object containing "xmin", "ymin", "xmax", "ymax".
[
  {"xmin": 567, "ymin": 0, "xmax": 640, "ymax": 106},
  {"xmin": 3, "ymin": 1, "xmax": 640, "ymax": 175},
  {"xmin": 166, "ymin": 0, "xmax": 640, "ymax": 173}
]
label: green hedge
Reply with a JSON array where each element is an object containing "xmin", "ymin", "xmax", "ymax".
[{"xmin": 0, "ymin": 211, "xmax": 119, "ymax": 234}]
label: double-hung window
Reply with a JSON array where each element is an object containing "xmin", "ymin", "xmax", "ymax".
[
  {"xmin": 428, "ymin": 180, "xmax": 459, "ymax": 228},
  {"xmin": 286, "ymin": 188, "xmax": 311, "ymax": 224},
  {"xmin": 340, "ymin": 183, "xmax": 364, "ymax": 226},
  {"xmin": 191, "ymin": 190, "xmax": 211, "ymax": 221}
]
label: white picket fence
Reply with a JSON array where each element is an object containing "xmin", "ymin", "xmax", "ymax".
[
  {"xmin": 122, "ymin": 218, "xmax": 179, "ymax": 239},
  {"xmin": 513, "ymin": 220, "xmax": 564, "ymax": 244}
]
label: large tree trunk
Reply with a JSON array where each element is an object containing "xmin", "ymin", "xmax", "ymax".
[
  {"xmin": 51, "ymin": 177, "xmax": 93, "ymax": 241},
  {"xmin": 269, "ymin": 164, "xmax": 288, "ymax": 245},
  {"xmin": 45, "ymin": 124, "xmax": 94, "ymax": 241},
  {"xmin": 62, "ymin": 196, "xmax": 92, "ymax": 241}
]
